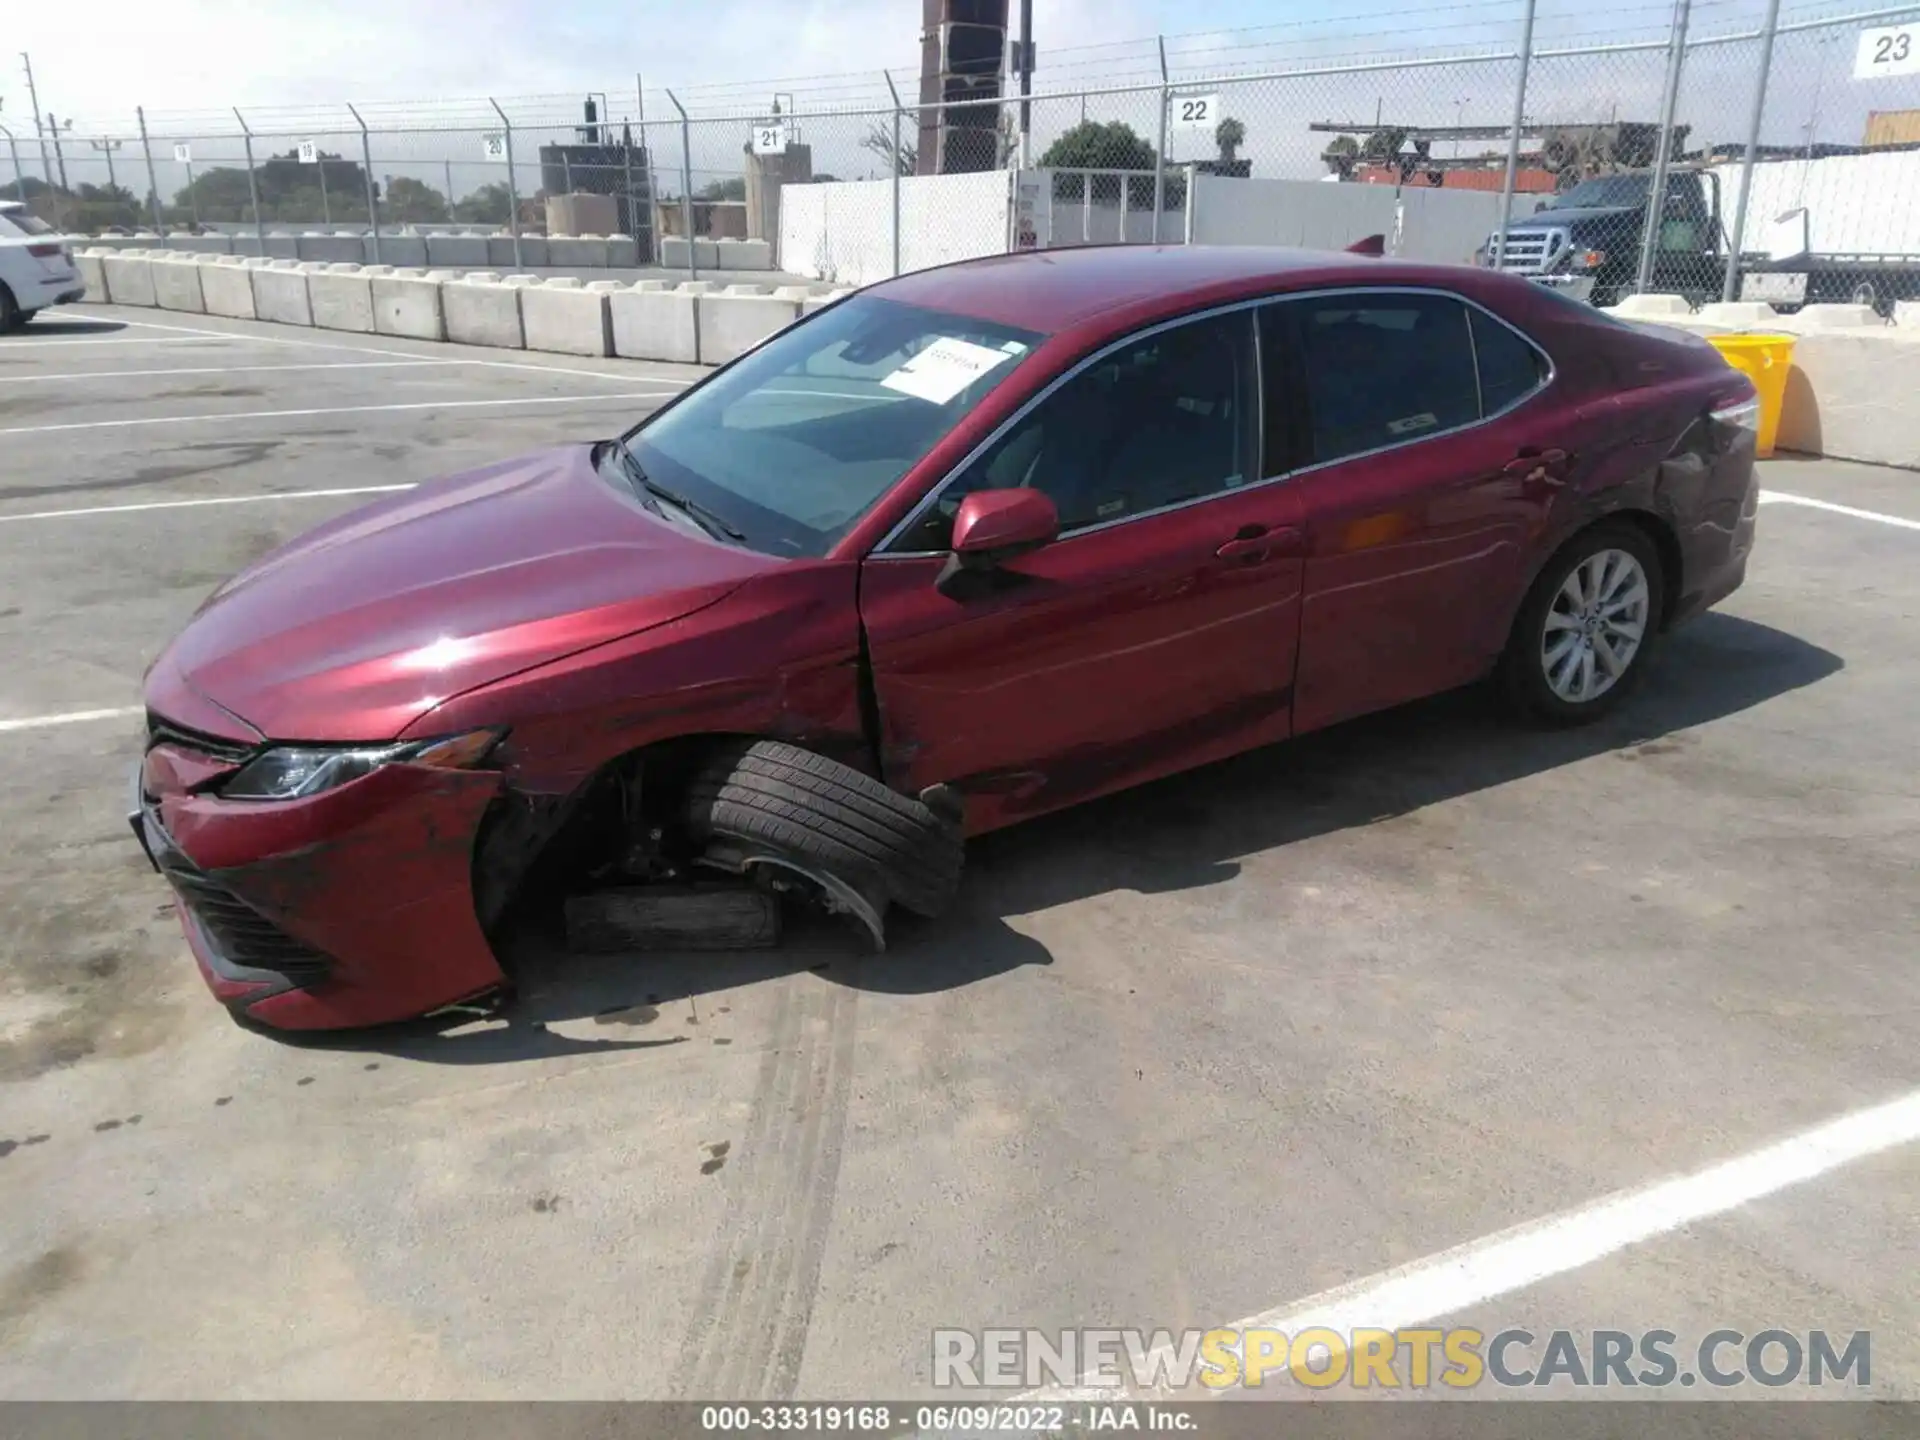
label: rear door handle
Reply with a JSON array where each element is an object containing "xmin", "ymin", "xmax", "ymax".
[
  {"xmin": 1504, "ymin": 448, "xmax": 1569, "ymax": 488},
  {"xmin": 1216, "ymin": 526, "xmax": 1303, "ymax": 562}
]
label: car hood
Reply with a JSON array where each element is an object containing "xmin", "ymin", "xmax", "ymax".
[
  {"xmin": 1510, "ymin": 205, "xmax": 1642, "ymax": 230},
  {"xmin": 153, "ymin": 444, "xmax": 781, "ymax": 741}
]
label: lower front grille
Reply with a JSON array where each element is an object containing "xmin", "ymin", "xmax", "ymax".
[
  {"xmin": 167, "ymin": 871, "xmax": 333, "ymax": 986},
  {"xmin": 1489, "ymin": 228, "xmax": 1563, "ymax": 275}
]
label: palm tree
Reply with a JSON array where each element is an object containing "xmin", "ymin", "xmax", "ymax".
[{"xmin": 1215, "ymin": 117, "xmax": 1247, "ymax": 165}]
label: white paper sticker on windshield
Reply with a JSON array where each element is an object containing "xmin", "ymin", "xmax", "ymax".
[{"xmin": 880, "ymin": 337, "xmax": 1015, "ymax": 404}]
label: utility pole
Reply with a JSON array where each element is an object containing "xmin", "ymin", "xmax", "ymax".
[
  {"xmin": 1017, "ymin": 0, "xmax": 1034, "ymax": 168},
  {"xmin": 46, "ymin": 112, "xmax": 71, "ymax": 190},
  {"xmin": 20, "ymin": 52, "xmax": 53, "ymax": 188}
]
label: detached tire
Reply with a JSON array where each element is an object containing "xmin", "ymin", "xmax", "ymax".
[
  {"xmin": 1500, "ymin": 521, "xmax": 1665, "ymax": 726},
  {"xmin": 685, "ymin": 741, "xmax": 963, "ymax": 918}
]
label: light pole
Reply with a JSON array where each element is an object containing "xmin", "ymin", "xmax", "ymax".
[{"xmin": 89, "ymin": 137, "xmax": 124, "ymax": 197}]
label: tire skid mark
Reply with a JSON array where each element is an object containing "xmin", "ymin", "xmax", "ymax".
[{"xmin": 679, "ymin": 974, "xmax": 859, "ymax": 1399}]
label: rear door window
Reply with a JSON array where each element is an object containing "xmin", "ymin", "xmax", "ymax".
[
  {"xmin": 1288, "ymin": 293, "xmax": 1481, "ymax": 465},
  {"xmin": 1470, "ymin": 307, "xmax": 1549, "ymax": 414}
]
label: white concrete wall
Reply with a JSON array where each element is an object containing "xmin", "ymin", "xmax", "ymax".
[
  {"xmin": 372, "ymin": 271, "xmax": 447, "ymax": 341},
  {"xmin": 1186, "ymin": 174, "xmax": 1524, "ymax": 264},
  {"xmin": 520, "ymin": 277, "xmax": 618, "ymax": 357},
  {"xmin": 1777, "ymin": 328, "xmax": 1920, "ymax": 469},
  {"xmin": 780, "ymin": 170, "xmax": 1011, "ymax": 288},
  {"xmin": 308, "ymin": 265, "xmax": 376, "ymax": 333},
  {"xmin": 150, "ymin": 255, "xmax": 205, "ymax": 313},
  {"xmin": 102, "ymin": 253, "xmax": 157, "ymax": 307}
]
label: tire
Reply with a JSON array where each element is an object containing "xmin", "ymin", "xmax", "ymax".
[
  {"xmin": 0, "ymin": 285, "xmax": 20, "ymax": 334},
  {"xmin": 1500, "ymin": 522, "xmax": 1665, "ymax": 726},
  {"xmin": 684, "ymin": 740, "xmax": 964, "ymax": 918}
]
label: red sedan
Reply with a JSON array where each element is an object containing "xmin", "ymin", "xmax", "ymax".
[{"xmin": 133, "ymin": 246, "xmax": 1761, "ymax": 1031}]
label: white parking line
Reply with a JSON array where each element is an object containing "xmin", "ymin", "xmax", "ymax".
[
  {"xmin": 0, "ymin": 706, "xmax": 143, "ymax": 734},
  {"xmin": 0, "ymin": 336, "xmax": 232, "ymax": 349},
  {"xmin": 0, "ymin": 484, "xmax": 418, "ymax": 524},
  {"xmin": 1034, "ymin": 1087, "xmax": 1920, "ymax": 1397},
  {"xmin": 1760, "ymin": 490, "xmax": 1920, "ymax": 531},
  {"xmin": 0, "ymin": 389, "xmax": 683, "ymax": 438},
  {"xmin": 0, "ymin": 360, "xmax": 456, "ymax": 384}
]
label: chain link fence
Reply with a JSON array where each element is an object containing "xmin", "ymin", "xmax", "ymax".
[{"xmin": 6, "ymin": 3, "xmax": 1920, "ymax": 308}]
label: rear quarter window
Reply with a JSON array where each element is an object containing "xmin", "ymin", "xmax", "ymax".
[{"xmin": 1471, "ymin": 307, "xmax": 1550, "ymax": 413}]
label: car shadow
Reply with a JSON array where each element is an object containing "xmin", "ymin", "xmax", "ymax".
[
  {"xmin": 283, "ymin": 612, "xmax": 1838, "ymax": 1066},
  {"xmin": 12, "ymin": 317, "xmax": 128, "ymax": 338}
]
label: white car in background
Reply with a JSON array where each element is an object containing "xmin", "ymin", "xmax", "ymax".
[{"xmin": 0, "ymin": 201, "xmax": 86, "ymax": 330}]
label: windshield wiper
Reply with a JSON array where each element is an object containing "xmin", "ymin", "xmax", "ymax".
[{"xmin": 604, "ymin": 437, "xmax": 746, "ymax": 544}]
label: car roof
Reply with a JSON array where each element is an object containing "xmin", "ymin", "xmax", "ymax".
[{"xmin": 869, "ymin": 244, "xmax": 1512, "ymax": 336}]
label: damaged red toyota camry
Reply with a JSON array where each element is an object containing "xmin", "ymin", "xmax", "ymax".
[{"xmin": 133, "ymin": 246, "xmax": 1760, "ymax": 1030}]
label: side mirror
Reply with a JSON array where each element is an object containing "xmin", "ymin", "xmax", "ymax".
[{"xmin": 951, "ymin": 488, "xmax": 1059, "ymax": 567}]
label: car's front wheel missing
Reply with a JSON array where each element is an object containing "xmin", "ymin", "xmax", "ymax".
[{"xmin": 1502, "ymin": 522, "xmax": 1665, "ymax": 725}]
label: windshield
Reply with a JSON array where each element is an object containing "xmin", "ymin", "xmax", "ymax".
[
  {"xmin": 625, "ymin": 294, "xmax": 1044, "ymax": 558},
  {"xmin": 1547, "ymin": 175, "xmax": 1650, "ymax": 210},
  {"xmin": 0, "ymin": 208, "xmax": 58, "ymax": 239}
]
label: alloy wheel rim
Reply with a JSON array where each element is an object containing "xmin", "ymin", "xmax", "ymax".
[{"xmin": 1541, "ymin": 548, "xmax": 1649, "ymax": 704}]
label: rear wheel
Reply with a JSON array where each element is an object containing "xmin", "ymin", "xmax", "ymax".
[
  {"xmin": 1500, "ymin": 523, "xmax": 1664, "ymax": 725},
  {"xmin": 0, "ymin": 285, "xmax": 20, "ymax": 333},
  {"xmin": 685, "ymin": 741, "xmax": 964, "ymax": 919}
]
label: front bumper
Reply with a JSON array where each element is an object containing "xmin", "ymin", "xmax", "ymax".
[
  {"xmin": 1531, "ymin": 274, "xmax": 1596, "ymax": 302},
  {"xmin": 132, "ymin": 747, "xmax": 509, "ymax": 1031}
]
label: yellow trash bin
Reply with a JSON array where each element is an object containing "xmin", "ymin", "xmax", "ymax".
[{"xmin": 1705, "ymin": 333, "xmax": 1795, "ymax": 459}]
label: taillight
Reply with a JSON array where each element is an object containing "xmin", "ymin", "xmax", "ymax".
[
  {"xmin": 1711, "ymin": 383, "xmax": 1761, "ymax": 436},
  {"xmin": 27, "ymin": 243, "xmax": 63, "ymax": 259}
]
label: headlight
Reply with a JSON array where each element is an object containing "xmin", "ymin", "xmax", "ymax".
[
  {"xmin": 1571, "ymin": 248, "xmax": 1607, "ymax": 270},
  {"xmin": 219, "ymin": 729, "xmax": 503, "ymax": 801}
]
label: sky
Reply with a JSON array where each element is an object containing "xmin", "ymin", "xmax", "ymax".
[{"xmin": 7, "ymin": 0, "xmax": 1914, "ymax": 201}]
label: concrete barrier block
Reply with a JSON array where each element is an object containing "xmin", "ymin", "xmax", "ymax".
[
  {"xmin": 443, "ymin": 277, "xmax": 524, "ymax": 349},
  {"xmin": 695, "ymin": 238, "xmax": 720, "ymax": 270},
  {"xmin": 487, "ymin": 235, "xmax": 548, "ymax": 268},
  {"xmin": 697, "ymin": 288, "xmax": 804, "ymax": 365},
  {"xmin": 164, "ymin": 234, "xmax": 233, "ymax": 255},
  {"xmin": 801, "ymin": 288, "xmax": 854, "ymax": 316},
  {"xmin": 611, "ymin": 284, "xmax": 702, "ymax": 363},
  {"xmin": 1608, "ymin": 293, "xmax": 1692, "ymax": 318},
  {"xmin": 372, "ymin": 272, "xmax": 447, "ymax": 341},
  {"xmin": 74, "ymin": 249, "xmax": 109, "ymax": 297},
  {"xmin": 548, "ymin": 235, "xmax": 610, "ymax": 268},
  {"xmin": 264, "ymin": 233, "xmax": 302, "ymax": 260},
  {"xmin": 252, "ymin": 262, "xmax": 316, "ymax": 327},
  {"xmin": 716, "ymin": 238, "xmax": 774, "ymax": 270},
  {"xmin": 1695, "ymin": 301, "xmax": 1781, "ymax": 329},
  {"xmin": 296, "ymin": 233, "xmax": 368, "ymax": 263},
  {"xmin": 1776, "ymin": 328, "xmax": 1920, "ymax": 469},
  {"xmin": 660, "ymin": 236, "xmax": 690, "ymax": 269},
  {"xmin": 427, "ymin": 233, "xmax": 492, "ymax": 268},
  {"xmin": 607, "ymin": 234, "xmax": 639, "ymax": 266},
  {"xmin": 369, "ymin": 234, "xmax": 429, "ymax": 268},
  {"xmin": 200, "ymin": 256, "xmax": 258, "ymax": 320},
  {"xmin": 521, "ymin": 278, "xmax": 614, "ymax": 356},
  {"xmin": 308, "ymin": 265, "xmax": 376, "ymax": 333},
  {"xmin": 1776, "ymin": 304, "xmax": 1884, "ymax": 333},
  {"xmin": 151, "ymin": 255, "xmax": 207, "ymax": 313},
  {"xmin": 102, "ymin": 252, "xmax": 158, "ymax": 307},
  {"xmin": 1895, "ymin": 301, "xmax": 1920, "ymax": 329}
]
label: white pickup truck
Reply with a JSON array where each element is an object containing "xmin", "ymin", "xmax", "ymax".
[{"xmin": 0, "ymin": 201, "xmax": 86, "ymax": 330}]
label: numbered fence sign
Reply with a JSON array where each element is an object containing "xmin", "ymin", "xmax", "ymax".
[
  {"xmin": 482, "ymin": 133, "xmax": 507, "ymax": 161},
  {"xmin": 172, "ymin": 143, "xmax": 192, "ymax": 164},
  {"xmin": 297, "ymin": 141, "xmax": 319, "ymax": 165},
  {"xmin": 1171, "ymin": 94, "xmax": 1219, "ymax": 130},
  {"xmin": 1854, "ymin": 23, "xmax": 1919, "ymax": 78},
  {"xmin": 752, "ymin": 123, "xmax": 790, "ymax": 156}
]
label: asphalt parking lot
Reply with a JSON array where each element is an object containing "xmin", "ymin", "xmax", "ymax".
[{"xmin": 1, "ymin": 304, "xmax": 1916, "ymax": 1401}]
